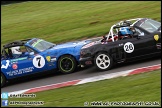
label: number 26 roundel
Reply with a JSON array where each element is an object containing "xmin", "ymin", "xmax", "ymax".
[
  {"xmin": 124, "ymin": 42, "xmax": 134, "ymax": 53},
  {"xmin": 33, "ymin": 55, "xmax": 45, "ymax": 68}
]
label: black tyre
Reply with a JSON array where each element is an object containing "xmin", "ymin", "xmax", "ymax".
[
  {"xmin": 58, "ymin": 55, "xmax": 77, "ymax": 74},
  {"xmin": 94, "ymin": 52, "xmax": 113, "ymax": 71},
  {"xmin": 1, "ymin": 73, "xmax": 6, "ymax": 87}
]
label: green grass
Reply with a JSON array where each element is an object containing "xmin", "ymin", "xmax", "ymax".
[
  {"xmin": 7, "ymin": 70, "xmax": 161, "ymax": 107},
  {"xmin": 1, "ymin": 1, "xmax": 161, "ymax": 47}
]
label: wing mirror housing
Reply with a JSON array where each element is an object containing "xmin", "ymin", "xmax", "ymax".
[
  {"xmin": 29, "ymin": 52, "xmax": 34, "ymax": 55},
  {"xmin": 136, "ymin": 32, "xmax": 144, "ymax": 39},
  {"xmin": 23, "ymin": 52, "xmax": 34, "ymax": 56},
  {"xmin": 133, "ymin": 33, "xmax": 139, "ymax": 39},
  {"xmin": 139, "ymin": 32, "xmax": 144, "ymax": 36}
]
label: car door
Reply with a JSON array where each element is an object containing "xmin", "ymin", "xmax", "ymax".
[
  {"xmin": 114, "ymin": 37, "xmax": 140, "ymax": 61},
  {"xmin": 130, "ymin": 27, "xmax": 159, "ymax": 56},
  {"xmin": 7, "ymin": 52, "xmax": 48, "ymax": 79},
  {"xmin": 115, "ymin": 34, "xmax": 156, "ymax": 61}
]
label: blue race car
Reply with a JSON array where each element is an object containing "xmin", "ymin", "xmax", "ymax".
[{"xmin": 1, "ymin": 38, "xmax": 92, "ymax": 87}]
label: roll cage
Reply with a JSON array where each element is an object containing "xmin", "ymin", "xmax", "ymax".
[
  {"xmin": 104, "ymin": 18, "xmax": 143, "ymax": 42},
  {"xmin": 1, "ymin": 38, "xmax": 31, "ymax": 59}
]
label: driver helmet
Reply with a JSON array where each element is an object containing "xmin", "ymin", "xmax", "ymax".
[
  {"xmin": 11, "ymin": 46, "xmax": 22, "ymax": 55},
  {"xmin": 119, "ymin": 27, "xmax": 133, "ymax": 36}
]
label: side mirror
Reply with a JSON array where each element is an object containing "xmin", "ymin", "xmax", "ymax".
[
  {"xmin": 133, "ymin": 32, "xmax": 140, "ymax": 40},
  {"xmin": 139, "ymin": 32, "xmax": 144, "ymax": 36},
  {"xmin": 136, "ymin": 32, "xmax": 144, "ymax": 39},
  {"xmin": 29, "ymin": 52, "xmax": 34, "ymax": 55}
]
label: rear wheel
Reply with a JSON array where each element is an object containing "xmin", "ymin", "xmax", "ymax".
[
  {"xmin": 58, "ymin": 55, "xmax": 77, "ymax": 74},
  {"xmin": 1, "ymin": 73, "xmax": 6, "ymax": 87},
  {"xmin": 94, "ymin": 52, "xmax": 113, "ymax": 71}
]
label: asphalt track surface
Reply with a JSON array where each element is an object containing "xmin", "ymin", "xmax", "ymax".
[{"xmin": 1, "ymin": 56, "xmax": 161, "ymax": 93}]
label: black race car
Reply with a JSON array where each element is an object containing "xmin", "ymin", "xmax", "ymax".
[{"xmin": 79, "ymin": 18, "xmax": 161, "ymax": 71}]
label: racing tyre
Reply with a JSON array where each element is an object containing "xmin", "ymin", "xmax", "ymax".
[
  {"xmin": 94, "ymin": 52, "xmax": 113, "ymax": 71},
  {"xmin": 58, "ymin": 55, "xmax": 77, "ymax": 74},
  {"xmin": 1, "ymin": 73, "xmax": 6, "ymax": 87}
]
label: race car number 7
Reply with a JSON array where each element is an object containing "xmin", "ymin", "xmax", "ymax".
[
  {"xmin": 33, "ymin": 55, "xmax": 45, "ymax": 68},
  {"xmin": 36, "ymin": 57, "xmax": 41, "ymax": 67},
  {"xmin": 124, "ymin": 42, "xmax": 134, "ymax": 53}
]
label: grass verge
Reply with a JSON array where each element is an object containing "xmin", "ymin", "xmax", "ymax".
[{"xmin": 1, "ymin": 1, "xmax": 161, "ymax": 47}]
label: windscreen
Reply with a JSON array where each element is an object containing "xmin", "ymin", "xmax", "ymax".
[
  {"xmin": 29, "ymin": 39, "xmax": 56, "ymax": 51},
  {"xmin": 139, "ymin": 19, "xmax": 161, "ymax": 33}
]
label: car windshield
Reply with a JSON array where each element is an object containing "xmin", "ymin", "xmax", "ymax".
[
  {"xmin": 31, "ymin": 39, "xmax": 56, "ymax": 52},
  {"xmin": 139, "ymin": 19, "xmax": 161, "ymax": 33}
]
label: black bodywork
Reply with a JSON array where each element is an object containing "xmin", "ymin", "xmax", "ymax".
[{"xmin": 79, "ymin": 18, "xmax": 161, "ymax": 69}]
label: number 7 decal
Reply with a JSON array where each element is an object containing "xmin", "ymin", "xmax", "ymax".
[
  {"xmin": 33, "ymin": 55, "xmax": 45, "ymax": 68},
  {"xmin": 36, "ymin": 57, "xmax": 41, "ymax": 67}
]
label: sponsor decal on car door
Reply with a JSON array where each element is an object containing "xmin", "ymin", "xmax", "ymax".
[{"xmin": 5, "ymin": 54, "xmax": 47, "ymax": 78}]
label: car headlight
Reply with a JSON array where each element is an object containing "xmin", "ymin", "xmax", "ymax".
[{"xmin": 80, "ymin": 49, "xmax": 92, "ymax": 58}]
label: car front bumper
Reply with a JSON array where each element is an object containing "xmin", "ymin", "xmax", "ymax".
[{"xmin": 79, "ymin": 57, "xmax": 93, "ymax": 67}]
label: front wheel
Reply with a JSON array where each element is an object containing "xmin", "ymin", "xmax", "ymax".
[
  {"xmin": 1, "ymin": 73, "xmax": 6, "ymax": 87},
  {"xmin": 94, "ymin": 52, "xmax": 113, "ymax": 71},
  {"xmin": 58, "ymin": 55, "xmax": 77, "ymax": 74}
]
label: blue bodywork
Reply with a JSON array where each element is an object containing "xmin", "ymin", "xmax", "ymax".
[{"xmin": 1, "ymin": 38, "xmax": 91, "ymax": 79}]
